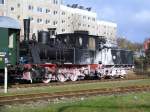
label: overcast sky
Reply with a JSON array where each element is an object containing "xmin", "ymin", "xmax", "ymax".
[{"xmin": 64, "ymin": 0, "xmax": 150, "ymax": 43}]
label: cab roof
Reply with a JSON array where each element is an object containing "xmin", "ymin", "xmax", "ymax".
[{"xmin": 0, "ymin": 16, "xmax": 20, "ymax": 29}]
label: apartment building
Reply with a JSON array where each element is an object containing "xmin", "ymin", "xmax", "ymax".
[
  {"xmin": 0, "ymin": 0, "xmax": 117, "ymax": 41},
  {"xmin": 60, "ymin": 5, "xmax": 97, "ymax": 36},
  {"xmin": 97, "ymin": 21, "xmax": 117, "ymax": 41}
]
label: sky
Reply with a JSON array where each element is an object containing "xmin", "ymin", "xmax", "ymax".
[{"xmin": 64, "ymin": 0, "xmax": 150, "ymax": 43}]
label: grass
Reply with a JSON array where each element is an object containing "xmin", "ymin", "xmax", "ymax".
[
  {"xmin": 0, "ymin": 79, "xmax": 150, "ymax": 96},
  {"xmin": 1, "ymin": 92, "xmax": 150, "ymax": 112}
]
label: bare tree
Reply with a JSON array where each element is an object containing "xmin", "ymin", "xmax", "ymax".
[{"xmin": 117, "ymin": 37, "xmax": 143, "ymax": 51}]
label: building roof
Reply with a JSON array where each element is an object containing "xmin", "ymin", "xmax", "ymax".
[
  {"xmin": 0, "ymin": 16, "xmax": 20, "ymax": 29},
  {"xmin": 60, "ymin": 5, "xmax": 97, "ymax": 18},
  {"xmin": 97, "ymin": 21, "xmax": 117, "ymax": 27}
]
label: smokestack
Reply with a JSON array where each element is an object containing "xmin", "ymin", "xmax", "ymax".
[{"xmin": 23, "ymin": 19, "xmax": 30, "ymax": 41}]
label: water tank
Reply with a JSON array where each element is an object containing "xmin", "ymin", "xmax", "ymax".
[{"xmin": 38, "ymin": 31, "xmax": 50, "ymax": 44}]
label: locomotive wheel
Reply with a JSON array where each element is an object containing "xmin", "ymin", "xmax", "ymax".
[
  {"xmin": 110, "ymin": 76, "xmax": 115, "ymax": 79},
  {"xmin": 57, "ymin": 74, "xmax": 67, "ymax": 82},
  {"xmin": 97, "ymin": 73, "xmax": 102, "ymax": 79},
  {"xmin": 43, "ymin": 79, "xmax": 51, "ymax": 83},
  {"xmin": 43, "ymin": 73, "xmax": 52, "ymax": 83},
  {"xmin": 22, "ymin": 71, "xmax": 33, "ymax": 83},
  {"xmin": 70, "ymin": 74, "xmax": 78, "ymax": 81}
]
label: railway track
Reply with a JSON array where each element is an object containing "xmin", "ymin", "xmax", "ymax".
[
  {"xmin": 0, "ymin": 76, "xmax": 149, "ymax": 89},
  {"xmin": 0, "ymin": 85, "xmax": 150, "ymax": 105}
]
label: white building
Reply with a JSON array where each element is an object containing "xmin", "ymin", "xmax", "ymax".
[
  {"xmin": 0, "ymin": 0, "xmax": 117, "ymax": 41},
  {"xmin": 97, "ymin": 21, "xmax": 117, "ymax": 41},
  {"xmin": 60, "ymin": 5, "xmax": 97, "ymax": 36}
]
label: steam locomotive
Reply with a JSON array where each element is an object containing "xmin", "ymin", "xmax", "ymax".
[{"xmin": 0, "ymin": 16, "xmax": 134, "ymax": 83}]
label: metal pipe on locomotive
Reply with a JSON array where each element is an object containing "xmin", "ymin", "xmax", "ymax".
[{"xmin": 0, "ymin": 16, "xmax": 134, "ymax": 83}]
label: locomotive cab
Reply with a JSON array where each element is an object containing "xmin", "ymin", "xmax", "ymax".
[{"xmin": 0, "ymin": 16, "xmax": 20, "ymax": 69}]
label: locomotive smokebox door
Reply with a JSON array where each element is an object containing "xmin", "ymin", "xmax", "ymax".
[{"xmin": 0, "ymin": 16, "xmax": 20, "ymax": 69}]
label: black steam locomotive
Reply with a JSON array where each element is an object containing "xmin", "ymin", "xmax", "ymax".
[
  {"xmin": 0, "ymin": 17, "xmax": 134, "ymax": 83},
  {"xmin": 20, "ymin": 19, "xmax": 133, "ymax": 66}
]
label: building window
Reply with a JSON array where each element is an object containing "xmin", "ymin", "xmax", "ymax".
[
  {"xmin": 46, "ymin": 9, "xmax": 50, "ymax": 13},
  {"xmin": 28, "ymin": 5, "xmax": 34, "ymax": 10},
  {"xmin": 78, "ymin": 23, "xmax": 81, "ymax": 26},
  {"xmin": 0, "ymin": 0, "xmax": 4, "ymax": 4},
  {"xmin": 83, "ymin": 16, "xmax": 86, "ymax": 19},
  {"xmin": 62, "ymin": 20, "xmax": 65, "ymax": 23},
  {"xmin": 53, "ymin": 0, "xmax": 58, "ymax": 4},
  {"xmin": 37, "ymin": 7, "xmax": 42, "ymax": 12},
  {"xmin": 53, "ymin": 21, "xmax": 58, "ymax": 25},
  {"xmin": 53, "ymin": 10, "xmax": 57, "ymax": 15},
  {"xmin": 88, "ymin": 17, "xmax": 90, "ymax": 20},
  {"xmin": 83, "ymin": 24, "xmax": 86, "ymax": 27},
  {"xmin": 62, "ymin": 11, "xmax": 65, "ymax": 15},
  {"xmin": 28, "ymin": 5, "xmax": 31, "ymax": 10},
  {"xmin": 37, "ymin": 18, "xmax": 42, "ymax": 23},
  {"xmin": 17, "ymin": 15, "xmax": 20, "ymax": 19},
  {"xmin": 88, "ymin": 25, "xmax": 90, "ymax": 27},
  {"xmin": 10, "ymin": 7, "xmax": 14, "ymax": 11},
  {"xmin": 92, "ymin": 18, "xmax": 95, "ymax": 21},
  {"xmin": 45, "ymin": 20, "xmax": 50, "ymax": 24},
  {"xmin": 62, "ymin": 29, "xmax": 65, "ymax": 32},
  {"xmin": 17, "ymin": 3, "xmax": 20, "ymax": 7}
]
